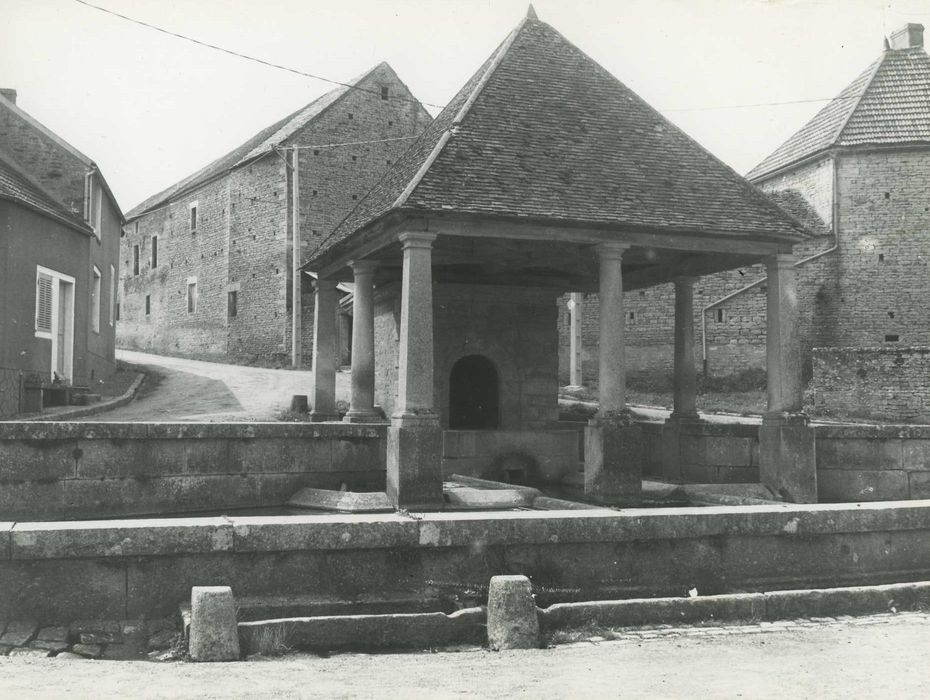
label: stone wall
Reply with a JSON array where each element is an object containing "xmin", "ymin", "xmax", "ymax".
[
  {"xmin": 812, "ymin": 346, "xmax": 930, "ymax": 422},
  {"xmin": 0, "ymin": 422, "xmax": 386, "ymax": 520},
  {"xmin": 6, "ymin": 501, "xmax": 930, "ymax": 622},
  {"xmin": 376, "ymin": 284, "xmax": 560, "ymax": 429}
]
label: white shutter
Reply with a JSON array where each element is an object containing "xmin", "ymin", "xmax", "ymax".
[{"xmin": 36, "ymin": 273, "xmax": 53, "ymax": 333}]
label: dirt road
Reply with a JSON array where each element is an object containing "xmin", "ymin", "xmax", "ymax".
[
  {"xmin": 0, "ymin": 613, "xmax": 927, "ymax": 699},
  {"xmin": 80, "ymin": 350, "xmax": 348, "ymax": 422}
]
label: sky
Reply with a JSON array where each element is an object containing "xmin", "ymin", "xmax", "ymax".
[{"xmin": 3, "ymin": 0, "xmax": 930, "ymax": 213}]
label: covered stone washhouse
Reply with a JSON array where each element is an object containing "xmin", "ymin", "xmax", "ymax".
[{"xmin": 303, "ymin": 8, "xmax": 813, "ymax": 509}]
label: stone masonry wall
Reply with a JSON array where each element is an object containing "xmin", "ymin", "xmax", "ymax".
[{"xmin": 812, "ymin": 346, "xmax": 930, "ymax": 422}]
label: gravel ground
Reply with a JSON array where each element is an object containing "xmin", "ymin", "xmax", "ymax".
[{"xmin": 0, "ymin": 613, "xmax": 927, "ymax": 699}]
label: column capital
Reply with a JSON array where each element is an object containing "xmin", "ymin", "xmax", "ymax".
[
  {"xmin": 767, "ymin": 252, "xmax": 796, "ymax": 270},
  {"xmin": 348, "ymin": 259, "xmax": 379, "ymax": 275},
  {"xmin": 398, "ymin": 231, "xmax": 437, "ymax": 249},
  {"xmin": 596, "ymin": 241, "xmax": 630, "ymax": 261},
  {"xmin": 313, "ymin": 277, "xmax": 338, "ymax": 292}
]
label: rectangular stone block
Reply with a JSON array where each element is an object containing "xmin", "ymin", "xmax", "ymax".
[
  {"xmin": 817, "ymin": 469, "xmax": 909, "ymax": 502},
  {"xmin": 231, "ymin": 514, "xmax": 418, "ymax": 552},
  {"xmin": 0, "ymin": 440, "xmax": 77, "ymax": 483},
  {"xmin": 442, "ymin": 431, "xmax": 477, "ymax": 459},
  {"xmin": 387, "ymin": 422, "xmax": 444, "ymax": 511},
  {"xmin": 584, "ymin": 419, "xmax": 642, "ymax": 504},
  {"xmin": 760, "ymin": 418, "xmax": 816, "ymax": 503},
  {"xmin": 11, "ymin": 518, "xmax": 234, "ymax": 560},
  {"xmin": 331, "ymin": 437, "xmax": 384, "ymax": 472},
  {"xmin": 703, "ymin": 437, "xmax": 753, "ymax": 468},
  {"xmin": 227, "ymin": 438, "xmax": 333, "ymax": 473},
  {"xmin": 908, "ymin": 472, "xmax": 930, "ymax": 499},
  {"xmin": 816, "ymin": 438, "xmax": 902, "ymax": 471},
  {"xmin": 0, "ymin": 559, "xmax": 127, "ymax": 621},
  {"xmin": 901, "ymin": 440, "xmax": 930, "ymax": 471}
]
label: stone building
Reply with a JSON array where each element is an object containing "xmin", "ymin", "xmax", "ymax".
[
  {"xmin": 303, "ymin": 8, "xmax": 813, "ymax": 508},
  {"xmin": 118, "ymin": 63, "xmax": 432, "ymax": 364},
  {"xmin": 560, "ymin": 23, "xmax": 930, "ymax": 384},
  {"xmin": 0, "ymin": 90, "xmax": 123, "ymax": 415}
]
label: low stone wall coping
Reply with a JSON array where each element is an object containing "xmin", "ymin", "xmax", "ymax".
[
  {"xmin": 8, "ymin": 501, "xmax": 930, "ymax": 561},
  {"xmin": 814, "ymin": 424, "xmax": 930, "ymax": 439},
  {"xmin": 0, "ymin": 421, "xmax": 387, "ymax": 441}
]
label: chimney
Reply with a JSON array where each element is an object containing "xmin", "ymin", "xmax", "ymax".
[
  {"xmin": 0, "ymin": 89, "xmax": 16, "ymax": 105},
  {"xmin": 889, "ymin": 23, "xmax": 924, "ymax": 50}
]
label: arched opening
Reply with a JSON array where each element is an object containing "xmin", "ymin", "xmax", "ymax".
[{"xmin": 449, "ymin": 355, "xmax": 500, "ymax": 429}]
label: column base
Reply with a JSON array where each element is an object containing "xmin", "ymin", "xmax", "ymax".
[
  {"xmin": 584, "ymin": 410, "xmax": 643, "ymax": 504},
  {"xmin": 387, "ymin": 412, "xmax": 444, "ymax": 511},
  {"xmin": 759, "ymin": 411, "xmax": 817, "ymax": 503},
  {"xmin": 661, "ymin": 413, "xmax": 702, "ymax": 482},
  {"xmin": 343, "ymin": 408, "xmax": 385, "ymax": 424},
  {"xmin": 309, "ymin": 411, "xmax": 341, "ymax": 423}
]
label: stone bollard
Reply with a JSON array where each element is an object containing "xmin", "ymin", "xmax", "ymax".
[
  {"xmin": 189, "ymin": 586, "xmax": 240, "ymax": 662},
  {"xmin": 487, "ymin": 575, "xmax": 539, "ymax": 650}
]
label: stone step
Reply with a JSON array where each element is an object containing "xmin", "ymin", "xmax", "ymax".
[{"xmin": 179, "ymin": 592, "xmax": 450, "ymax": 638}]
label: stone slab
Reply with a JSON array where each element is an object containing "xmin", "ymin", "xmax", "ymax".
[
  {"xmin": 71, "ymin": 643, "xmax": 102, "ymax": 658},
  {"xmin": 36, "ymin": 626, "xmax": 69, "ymax": 643},
  {"xmin": 9, "ymin": 647, "xmax": 50, "ymax": 658},
  {"xmin": 11, "ymin": 518, "xmax": 234, "ymax": 559},
  {"xmin": 0, "ymin": 621, "xmax": 37, "ymax": 646},
  {"xmin": 444, "ymin": 487, "xmax": 533, "ymax": 509},
  {"xmin": 230, "ymin": 514, "xmax": 417, "ymax": 552},
  {"xmin": 286, "ymin": 488, "xmax": 393, "ymax": 513}
]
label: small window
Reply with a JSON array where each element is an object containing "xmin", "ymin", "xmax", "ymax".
[
  {"xmin": 639, "ymin": 291, "xmax": 646, "ymax": 298},
  {"xmin": 878, "ymin": 253, "xmax": 885, "ymax": 262},
  {"xmin": 116, "ymin": 302, "xmax": 120, "ymax": 321},
  {"xmin": 132, "ymin": 244, "xmax": 140, "ymax": 276},
  {"xmin": 885, "ymin": 334, "xmax": 900, "ymax": 343},
  {"xmin": 35, "ymin": 272, "xmax": 53, "ymax": 334},
  {"xmin": 187, "ymin": 281, "xmax": 198, "ymax": 313},
  {"xmin": 109, "ymin": 264, "xmax": 116, "ymax": 326},
  {"xmin": 628, "ymin": 311, "xmax": 636, "ymax": 323},
  {"xmin": 151, "ymin": 235, "xmax": 158, "ymax": 269},
  {"xmin": 228, "ymin": 290, "xmax": 238, "ymax": 318},
  {"xmin": 91, "ymin": 266, "xmax": 102, "ymax": 333},
  {"xmin": 351, "ymin": 155, "xmax": 357, "ymax": 162},
  {"xmin": 189, "ymin": 202, "xmax": 198, "ymax": 233},
  {"xmin": 348, "ymin": 112, "xmax": 353, "ymax": 120},
  {"xmin": 313, "ymin": 150, "xmax": 320, "ymax": 155},
  {"xmin": 381, "ymin": 86, "xmax": 389, "ymax": 100},
  {"xmin": 715, "ymin": 309, "xmax": 726, "ymax": 323},
  {"xmin": 145, "ymin": 295, "xmax": 150, "ymax": 316}
]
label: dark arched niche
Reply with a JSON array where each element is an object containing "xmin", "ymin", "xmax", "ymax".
[{"xmin": 449, "ymin": 355, "xmax": 500, "ymax": 429}]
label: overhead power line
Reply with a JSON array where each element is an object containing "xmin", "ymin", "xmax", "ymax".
[
  {"xmin": 74, "ymin": 0, "xmax": 866, "ymax": 116},
  {"xmin": 72, "ymin": 0, "xmax": 446, "ymax": 109}
]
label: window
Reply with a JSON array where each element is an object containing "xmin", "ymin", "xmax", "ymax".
[
  {"xmin": 132, "ymin": 244, "xmax": 140, "ymax": 276},
  {"xmin": 109, "ymin": 265, "xmax": 116, "ymax": 326},
  {"xmin": 84, "ymin": 172, "xmax": 102, "ymax": 239},
  {"xmin": 91, "ymin": 266, "xmax": 102, "ymax": 333},
  {"xmin": 715, "ymin": 308, "xmax": 726, "ymax": 323},
  {"xmin": 381, "ymin": 86, "xmax": 389, "ymax": 100},
  {"xmin": 228, "ymin": 290, "xmax": 237, "ymax": 318},
  {"xmin": 151, "ymin": 235, "xmax": 158, "ymax": 269},
  {"xmin": 35, "ymin": 272, "xmax": 53, "ymax": 335},
  {"xmin": 145, "ymin": 295, "xmax": 150, "ymax": 316},
  {"xmin": 187, "ymin": 278, "xmax": 198, "ymax": 314},
  {"xmin": 116, "ymin": 303, "xmax": 120, "ymax": 321},
  {"xmin": 189, "ymin": 202, "xmax": 198, "ymax": 234}
]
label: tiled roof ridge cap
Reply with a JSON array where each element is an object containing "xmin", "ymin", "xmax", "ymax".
[
  {"xmin": 832, "ymin": 49, "xmax": 890, "ymax": 145},
  {"xmin": 391, "ymin": 14, "xmax": 535, "ymax": 209}
]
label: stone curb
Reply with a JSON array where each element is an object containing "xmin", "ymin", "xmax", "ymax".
[
  {"xmin": 237, "ymin": 608, "xmax": 486, "ymax": 655},
  {"xmin": 538, "ymin": 581, "xmax": 930, "ymax": 632},
  {"xmin": 19, "ymin": 373, "xmax": 145, "ymax": 422}
]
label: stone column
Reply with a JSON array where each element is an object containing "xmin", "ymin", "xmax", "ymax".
[
  {"xmin": 387, "ymin": 232, "xmax": 443, "ymax": 510},
  {"xmin": 585, "ymin": 242, "xmax": 642, "ymax": 504},
  {"xmin": 345, "ymin": 260, "xmax": 381, "ymax": 423},
  {"xmin": 310, "ymin": 278, "xmax": 340, "ymax": 422},
  {"xmin": 597, "ymin": 245, "xmax": 628, "ymax": 414},
  {"xmin": 671, "ymin": 277, "xmax": 699, "ymax": 420},
  {"xmin": 567, "ymin": 292, "xmax": 584, "ymax": 389},
  {"xmin": 759, "ymin": 253, "xmax": 816, "ymax": 502},
  {"xmin": 663, "ymin": 277, "xmax": 701, "ymax": 481}
]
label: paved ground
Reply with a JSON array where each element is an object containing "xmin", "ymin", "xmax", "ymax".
[
  {"xmin": 80, "ymin": 350, "xmax": 349, "ymax": 422},
  {"xmin": 0, "ymin": 613, "xmax": 927, "ymax": 699}
]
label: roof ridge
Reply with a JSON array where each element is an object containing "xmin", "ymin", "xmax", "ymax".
[
  {"xmin": 391, "ymin": 14, "xmax": 533, "ymax": 209},
  {"xmin": 832, "ymin": 49, "xmax": 889, "ymax": 144},
  {"xmin": 0, "ymin": 92, "xmax": 93, "ymax": 167}
]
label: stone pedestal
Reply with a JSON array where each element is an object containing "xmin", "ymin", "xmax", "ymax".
[
  {"xmin": 486, "ymin": 575, "xmax": 539, "ymax": 650},
  {"xmin": 386, "ymin": 415, "xmax": 444, "ymax": 511},
  {"xmin": 189, "ymin": 586, "xmax": 240, "ymax": 662},
  {"xmin": 760, "ymin": 412, "xmax": 817, "ymax": 503},
  {"xmin": 584, "ymin": 411, "xmax": 642, "ymax": 504},
  {"xmin": 661, "ymin": 414, "xmax": 703, "ymax": 482}
]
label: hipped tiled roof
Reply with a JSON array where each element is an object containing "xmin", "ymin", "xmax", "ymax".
[
  {"xmin": 127, "ymin": 62, "xmax": 395, "ymax": 219},
  {"xmin": 0, "ymin": 148, "xmax": 93, "ymax": 234},
  {"xmin": 310, "ymin": 14, "xmax": 807, "ymax": 266},
  {"xmin": 748, "ymin": 45, "xmax": 930, "ymax": 180}
]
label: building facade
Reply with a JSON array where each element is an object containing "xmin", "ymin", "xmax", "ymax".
[
  {"xmin": 560, "ymin": 23, "xmax": 930, "ymax": 385},
  {"xmin": 118, "ymin": 63, "xmax": 432, "ymax": 365},
  {"xmin": 0, "ymin": 90, "xmax": 123, "ymax": 415}
]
